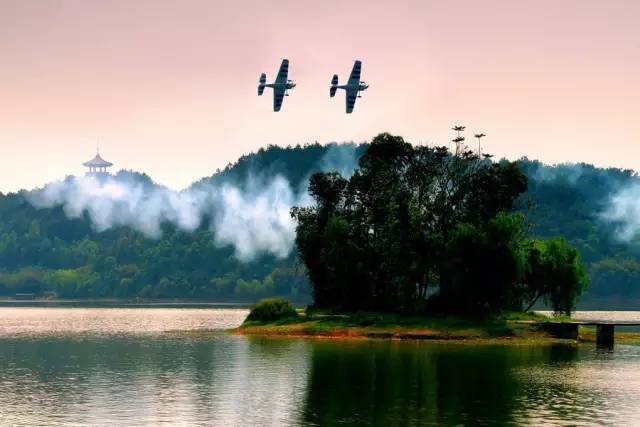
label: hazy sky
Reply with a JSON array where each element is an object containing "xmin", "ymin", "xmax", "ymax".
[{"xmin": 1, "ymin": 0, "xmax": 638, "ymax": 192}]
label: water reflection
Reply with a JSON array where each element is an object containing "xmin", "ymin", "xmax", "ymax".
[
  {"xmin": 0, "ymin": 336, "xmax": 312, "ymax": 426},
  {"xmin": 1, "ymin": 309, "xmax": 640, "ymax": 426},
  {"xmin": 300, "ymin": 342, "xmax": 580, "ymax": 426}
]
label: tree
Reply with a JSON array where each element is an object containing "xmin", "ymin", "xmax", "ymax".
[
  {"xmin": 438, "ymin": 213, "xmax": 527, "ymax": 314},
  {"xmin": 292, "ymin": 132, "xmax": 588, "ymax": 315}
]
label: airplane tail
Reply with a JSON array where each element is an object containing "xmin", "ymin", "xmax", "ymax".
[
  {"xmin": 258, "ymin": 73, "xmax": 266, "ymax": 95},
  {"xmin": 330, "ymin": 74, "xmax": 338, "ymax": 97}
]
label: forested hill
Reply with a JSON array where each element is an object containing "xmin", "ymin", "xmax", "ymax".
[
  {"xmin": 1, "ymin": 142, "xmax": 640, "ymax": 308},
  {"xmin": 517, "ymin": 160, "xmax": 640, "ymax": 307},
  {"xmin": 194, "ymin": 142, "xmax": 367, "ymax": 190}
]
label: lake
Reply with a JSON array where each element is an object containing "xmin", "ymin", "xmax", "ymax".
[{"xmin": 1, "ymin": 308, "xmax": 640, "ymax": 426}]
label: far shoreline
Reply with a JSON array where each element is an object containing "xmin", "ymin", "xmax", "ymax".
[
  {"xmin": 2, "ymin": 297, "xmax": 640, "ymax": 311},
  {"xmin": 0, "ymin": 298, "xmax": 255, "ymax": 309}
]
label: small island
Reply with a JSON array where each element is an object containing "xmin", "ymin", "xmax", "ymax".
[
  {"xmin": 235, "ymin": 299, "xmax": 640, "ymax": 345},
  {"xmin": 235, "ymin": 300, "xmax": 548, "ymax": 343},
  {"xmin": 235, "ymin": 133, "xmax": 633, "ymax": 345}
]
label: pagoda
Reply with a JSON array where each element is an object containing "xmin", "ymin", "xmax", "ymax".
[{"xmin": 83, "ymin": 150, "xmax": 113, "ymax": 177}]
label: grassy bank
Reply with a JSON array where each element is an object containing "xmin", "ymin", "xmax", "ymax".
[
  {"xmin": 233, "ymin": 310, "xmax": 587, "ymax": 344},
  {"xmin": 235, "ymin": 310, "xmax": 640, "ymax": 344}
]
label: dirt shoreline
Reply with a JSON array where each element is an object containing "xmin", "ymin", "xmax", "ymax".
[{"xmin": 232, "ymin": 320, "xmax": 640, "ymax": 345}]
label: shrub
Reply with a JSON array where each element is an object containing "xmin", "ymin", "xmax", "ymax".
[{"xmin": 246, "ymin": 298, "xmax": 299, "ymax": 322}]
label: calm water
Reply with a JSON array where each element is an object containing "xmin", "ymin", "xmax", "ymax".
[{"xmin": 1, "ymin": 308, "xmax": 640, "ymax": 426}]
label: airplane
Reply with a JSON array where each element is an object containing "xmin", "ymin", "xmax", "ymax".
[
  {"xmin": 258, "ymin": 59, "xmax": 296, "ymax": 112},
  {"xmin": 330, "ymin": 60, "xmax": 369, "ymax": 114}
]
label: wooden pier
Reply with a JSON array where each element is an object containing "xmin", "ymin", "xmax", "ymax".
[{"xmin": 543, "ymin": 321, "xmax": 640, "ymax": 347}]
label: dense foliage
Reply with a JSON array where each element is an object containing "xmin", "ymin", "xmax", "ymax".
[
  {"xmin": 0, "ymin": 137, "xmax": 639, "ymax": 307},
  {"xmin": 246, "ymin": 297, "xmax": 299, "ymax": 321},
  {"xmin": 292, "ymin": 134, "xmax": 588, "ymax": 314}
]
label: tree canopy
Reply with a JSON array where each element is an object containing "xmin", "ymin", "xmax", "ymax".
[{"xmin": 292, "ymin": 133, "xmax": 588, "ymax": 315}]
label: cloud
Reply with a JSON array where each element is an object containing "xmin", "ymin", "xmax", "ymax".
[
  {"xmin": 600, "ymin": 183, "xmax": 640, "ymax": 242},
  {"xmin": 28, "ymin": 173, "xmax": 302, "ymax": 261},
  {"xmin": 27, "ymin": 144, "xmax": 362, "ymax": 260}
]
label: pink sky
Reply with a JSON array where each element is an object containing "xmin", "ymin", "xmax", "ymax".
[{"xmin": 0, "ymin": 0, "xmax": 638, "ymax": 192}]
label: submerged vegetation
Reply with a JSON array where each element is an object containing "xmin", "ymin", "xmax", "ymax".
[{"xmin": 292, "ymin": 133, "xmax": 588, "ymax": 315}]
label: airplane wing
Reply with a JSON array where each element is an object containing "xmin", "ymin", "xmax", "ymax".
[
  {"xmin": 347, "ymin": 60, "xmax": 362, "ymax": 85},
  {"xmin": 345, "ymin": 87, "xmax": 358, "ymax": 114},
  {"xmin": 275, "ymin": 59, "xmax": 289, "ymax": 84},
  {"xmin": 273, "ymin": 86, "xmax": 286, "ymax": 112}
]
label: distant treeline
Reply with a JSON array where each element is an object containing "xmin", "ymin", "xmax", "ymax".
[{"xmin": 0, "ymin": 138, "xmax": 639, "ymax": 307}]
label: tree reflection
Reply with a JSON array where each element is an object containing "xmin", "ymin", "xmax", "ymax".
[{"xmin": 301, "ymin": 341, "xmax": 580, "ymax": 426}]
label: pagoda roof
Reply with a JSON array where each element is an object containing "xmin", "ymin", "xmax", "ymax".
[{"xmin": 83, "ymin": 153, "xmax": 113, "ymax": 167}]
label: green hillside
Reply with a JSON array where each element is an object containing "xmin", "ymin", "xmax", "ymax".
[{"xmin": 0, "ymin": 142, "xmax": 639, "ymax": 307}]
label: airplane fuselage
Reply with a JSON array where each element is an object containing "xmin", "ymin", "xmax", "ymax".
[
  {"xmin": 336, "ymin": 83, "xmax": 369, "ymax": 92},
  {"xmin": 265, "ymin": 82, "xmax": 296, "ymax": 90}
]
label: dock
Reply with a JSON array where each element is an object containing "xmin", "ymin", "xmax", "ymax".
[{"xmin": 543, "ymin": 321, "xmax": 640, "ymax": 347}]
